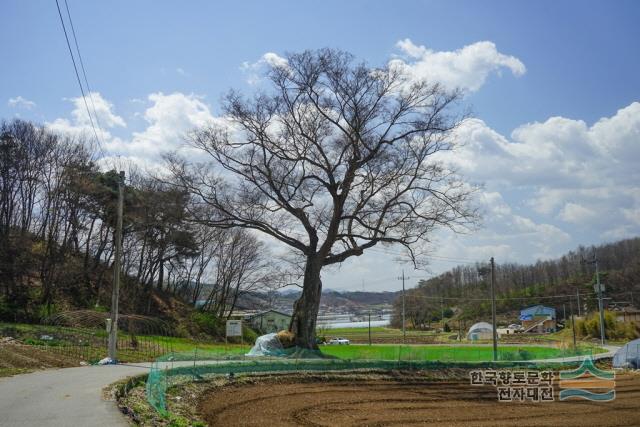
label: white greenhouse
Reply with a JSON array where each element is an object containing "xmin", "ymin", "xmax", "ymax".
[
  {"xmin": 613, "ymin": 338, "xmax": 640, "ymax": 369},
  {"xmin": 467, "ymin": 322, "xmax": 495, "ymax": 341}
]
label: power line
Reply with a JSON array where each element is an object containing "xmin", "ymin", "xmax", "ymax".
[
  {"xmin": 367, "ymin": 247, "xmax": 481, "ymax": 265},
  {"xmin": 63, "ymin": 0, "xmax": 104, "ymax": 137},
  {"xmin": 54, "ymin": 0, "xmax": 103, "ymax": 147}
]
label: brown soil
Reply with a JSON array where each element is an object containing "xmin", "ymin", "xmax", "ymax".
[
  {"xmin": 199, "ymin": 372, "xmax": 640, "ymax": 427},
  {"xmin": 0, "ymin": 342, "xmax": 80, "ymax": 374}
]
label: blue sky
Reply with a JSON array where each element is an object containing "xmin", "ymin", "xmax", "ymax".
[{"xmin": 3, "ymin": 0, "xmax": 640, "ymax": 291}]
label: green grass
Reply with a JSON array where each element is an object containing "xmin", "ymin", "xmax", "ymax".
[
  {"xmin": 320, "ymin": 344, "xmax": 603, "ymax": 362},
  {"xmin": 0, "ymin": 367, "xmax": 32, "ymax": 377},
  {"xmin": 1, "ymin": 322, "xmax": 607, "ymax": 364},
  {"xmin": 152, "ymin": 336, "xmax": 250, "ymax": 356}
]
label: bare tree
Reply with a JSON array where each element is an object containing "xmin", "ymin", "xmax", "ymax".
[
  {"xmin": 168, "ymin": 49, "xmax": 477, "ymax": 348},
  {"xmin": 198, "ymin": 228, "xmax": 270, "ymax": 318}
]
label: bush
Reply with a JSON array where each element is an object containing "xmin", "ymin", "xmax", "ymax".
[
  {"xmin": 575, "ymin": 311, "xmax": 639, "ymax": 341},
  {"xmin": 189, "ymin": 311, "xmax": 224, "ymax": 337},
  {"xmin": 242, "ymin": 326, "xmax": 258, "ymax": 344}
]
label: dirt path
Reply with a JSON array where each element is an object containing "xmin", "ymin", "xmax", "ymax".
[{"xmin": 199, "ymin": 373, "xmax": 640, "ymax": 426}]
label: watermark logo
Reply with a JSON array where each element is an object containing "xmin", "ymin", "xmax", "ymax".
[
  {"xmin": 559, "ymin": 356, "xmax": 616, "ymax": 401},
  {"xmin": 469, "ymin": 369, "xmax": 554, "ymax": 402}
]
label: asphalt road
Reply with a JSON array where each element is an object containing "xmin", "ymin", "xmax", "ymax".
[{"xmin": 0, "ymin": 364, "xmax": 150, "ymax": 427}]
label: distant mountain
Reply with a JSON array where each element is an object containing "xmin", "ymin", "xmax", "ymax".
[{"xmin": 236, "ymin": 289, "xmax": 399, "ymax": 313}]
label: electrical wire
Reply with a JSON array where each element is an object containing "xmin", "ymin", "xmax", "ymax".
[
  {"xmin": 54, "ymin": 0, "xmax": 103, "ymax": 148},
  {"xmin": 62, "ymin": 0, "xmax": 104, "ymax": 137}
]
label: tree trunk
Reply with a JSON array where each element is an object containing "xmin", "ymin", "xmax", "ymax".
[{"xmin": 289, "ymin": 256, "xmax": 322, "ymax": 349}]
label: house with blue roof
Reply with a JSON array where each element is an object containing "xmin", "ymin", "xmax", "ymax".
[{"xmin": 519, "ymin": 305, "xmax": 556, "ymax": 333}]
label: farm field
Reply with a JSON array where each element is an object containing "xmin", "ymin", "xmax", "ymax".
[
  {"xmin": 197, "ymin": 372, "xmax": 640, "ymax": 427},
  {"xmin": 0, "ymin": 341, "xmax": 80, "ymax": 377}
]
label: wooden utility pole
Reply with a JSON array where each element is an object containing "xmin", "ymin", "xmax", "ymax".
[
  {"xmin": 398, "ymin": 271, "xmax": 409, "ymax": 345},
  {"xmin": 108, "ymin": 171, "xmax": 125, "ymax": 361},
  {"xmin": 569, "ymin": 297, "xmax": 577, "ymax": 351},
  {"xmin": 368, "ymin": 309, "xmax": 372, "ymax": 346},
  {"xmin": 441, "ymin": 296, "xmax": 445, "ymax": 332},
  {"xmin": 576, "ymin": 289, "xmax": 581, "ymax": 317},
  {"xmin": 490, "ymin": 257, "xmax": 498, "ymax": 361}
]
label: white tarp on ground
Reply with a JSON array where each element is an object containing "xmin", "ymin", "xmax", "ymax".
[
  {"xmin": 467, "ymin": 322, "xmax": 494, "ymax": 340},
  {"xmin": 245, "ymin": 333, "xmax": 284, "ymax": 357},
  {"xmin": 613, "ymin": 338, "xmax": 640, "ymax": 369}
]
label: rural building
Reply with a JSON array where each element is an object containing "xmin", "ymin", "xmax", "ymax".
[
  {"xmin": 614, "ymin": 307, "xmax": 640, "ymax": 324},
  {"xmin": 467, "ymin": 322, "xmax": 495, "ymax": 340},
  {"xmin": 519, "ymin": 305, "xmax": 556, "ymax": 333},
  {"xmin": 246, "ymin": 310, "xmax": 292, "ymax": 334}
]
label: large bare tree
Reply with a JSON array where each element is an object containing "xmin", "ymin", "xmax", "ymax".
[{"xmin": 169, "ymin": 49, "xmax": 477, "ymax": 348}]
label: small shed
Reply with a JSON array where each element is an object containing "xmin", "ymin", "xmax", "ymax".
[
  {"xmin": 467, "ymin": 322, "xmax": 494, "ymax": 341},
  {"xmin": 247, "ymin": 310, "xmax": 292, "ymax": 334},
  {"xmin": 519, "ymin": 305, "xmax": 556, "ymax": 333}
]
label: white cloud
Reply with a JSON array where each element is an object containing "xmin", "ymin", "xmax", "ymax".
[
  {"xmin": 241, "ymin": 52, "xmax": 288, "ymax": 84},
  {"xmin": 434, "ymin": 101, "xmax": 640, "ymax": 264},
  {"xmin": 8, "ymin": 96, "xmax": 36, "ymax": 110},
  {"xmin": 45, "ymin": 92, "xmax": 125, "ymax": 143},
  {"xmin": 390, "ymin": 39, "xmax": 526, "ymax": 92},
  {"xmin": 106, "ymin": 92, "xmax": 216, "ymax": 161},
  {"xmin": 70, "ymin": 92, "xmax": 126, "ymax": 129},
  {"xmin": 558, "ymin": 202, "xmax": 597, "ymax": 224}
]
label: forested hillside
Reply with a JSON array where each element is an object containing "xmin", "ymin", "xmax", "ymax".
[
  {"xmin": 393, "ymin": 237, "xmax": 640, "ymax": 327},
  {"xmin": 0, "ymin": 119, "xmax": 274, "ymax": 324}
]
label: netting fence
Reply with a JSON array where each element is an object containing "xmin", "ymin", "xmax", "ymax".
[
  {"xmin": 145, "ymin": 343, "xmax": 599, "ymax": 415},
  {"xmin": 0, "ymin": 310, "xmax": 175, "ymax": 363}
]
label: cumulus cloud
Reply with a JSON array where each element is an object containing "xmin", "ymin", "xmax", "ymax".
[
  {"xmin": 434, "ymin": 101, "xmax": 640, "ymax": 260},
  {"xmin": 240, "ymin": 52, "xmax": 288, "ymax": 84},
  {"xmin": 45, "ymin": 92, "xmax": 125, "ymax": 143},
  {"xmin": 390, "ymin": 39, "xmax": 526, "ymax": 92},
  {"xmin": 7, "ymin": 96, "xmax": 36, "ymax": 110},
  {"xmin": 105, "ymin": 92, "xmax": 216, "ymax": 162}
]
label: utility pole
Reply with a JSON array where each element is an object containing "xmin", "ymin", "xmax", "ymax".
[
  {"xmin": 490, "ymin": 257, "xmax": 498, "ymax": 361},
  {"xmin": 108, "ymin": 171, "xmax": 125, "ymax": 361},
  {"xmin": 582, "ymin": 252, "xmax": 606, "ymax": 346},
  {"xmin": 569, "ymin": 296, "xmax": 577, "ymax": 351},
  {"xmin": 398, "ymin": 271, "xmax": 409, "ymax": 345},
  {"xmin": 368, "ymin": 309, "xmax": 372, "ymax": 346},
  {"xmin": 576, "ymin": 289, "xmax": 581, "ymax": 317},
  {"xmin": 441, "ymin": 296, "xmax": 445, "ymax": 333}
]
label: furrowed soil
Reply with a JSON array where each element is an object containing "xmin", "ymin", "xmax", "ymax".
[
  {"xmin": 0, "ymin": 342, "xmax": 80, "ymax": 376},
  {"xmin": 198, "ymin": 372, "xmax": 640, "ymax": 427}
]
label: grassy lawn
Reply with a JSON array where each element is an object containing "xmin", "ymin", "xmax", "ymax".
[{"xmin": 320, "ymin": 344, "xmax": 603, "ymax": 362}]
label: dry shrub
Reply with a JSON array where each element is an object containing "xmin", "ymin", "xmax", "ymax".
[{"xmin": 276, "ymin": 330, "xmax": 295, "ymax": 348}]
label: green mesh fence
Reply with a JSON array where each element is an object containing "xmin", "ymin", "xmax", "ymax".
[{"xmin": 145, "ymin": 343, "xmax": 600, "ymax": 415}]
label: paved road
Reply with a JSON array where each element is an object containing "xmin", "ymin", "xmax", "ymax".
[{"xmin": 0, "ymin": 363, "xmax": 151, "ymax": 427}]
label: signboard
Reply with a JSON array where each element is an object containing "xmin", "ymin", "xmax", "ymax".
[
  {"xmin": 226, "ymin": 320, "xmax": 242, "ymax": 337},
  {"xmin": 593, "ymin": 283, "xmax": 605, "ymax": 293}
]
